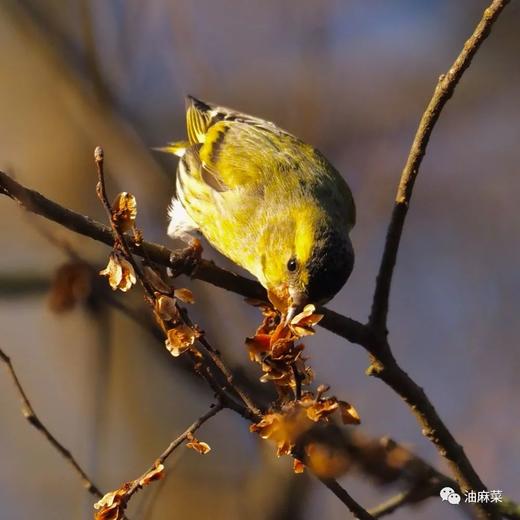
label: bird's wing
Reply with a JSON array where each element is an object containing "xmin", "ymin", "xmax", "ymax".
[
  {"xmin": 186, "ymin": 95, "xmax": 280, "ymax": 145},
  {"xmin": 183, "ymin": 95, "xmax": 313, "ymax": 193}
]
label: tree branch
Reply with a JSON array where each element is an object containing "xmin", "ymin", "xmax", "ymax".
[
  {"xmin": 0, "ymin": 170, "xmax": 367, "ymax": 344},
  {"xmin": 319, "ymin": 478, "xmax": 375, "ymax": 520},
  {"xmin": 369, "ymin": 0, "xmax": 510, "ymax": 334},
  {"xmin": 88, "ymin": 151, "xmax": 368, "ymax": 516},
  {"xmin": 363, "ymin": 2, "xmax": 510, "ymax": 518},
  {"xmin": 0, "ymin": 3, "xmax": 514, "ymax": 517},
  {"xmin": 99, "ymin": 402, "xmax": 224, "ymax": 516},
  {"xmin": 365, "ymin": 348, "xmax": 495, "ymax": 507},
  {"xmin": 0, "ymin": 169, "xmax": 509, "ymax": 518},
  {"xmin": 368, "ymin": 488, "xmax": 432, "ymax": 519},
  {"xmin": 0, "ymin": 346, "xmax": 103, "ymax": 498},
  {"xmin": 94, "ymin": 282, "xmax": 519, "ymax": 519},
  {"xmin": 0, "ymin": 165, "xmax": 504, "ymax": 519},
  {"xmin": 92, "ymin": 148, "xmax": 262, "ymax": 421}
]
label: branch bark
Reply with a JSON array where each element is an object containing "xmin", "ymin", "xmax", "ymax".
[
  {"xmin": 0, "ymin": 347, "xmax": 103, "ymax": 498},
  {"xmin": 319, "ymin": 478, "xmax": 375, "ymax": 520},
  {"xmin": 369, "ymin": 0, "xmax": 510, "ymax": 334},
  {"xmin": 364, "ymin": 1, "xmax": 510, "ymax": 517},
  {"xmin": 97, "ymin": 402, "xmax": 224, "ymax": 517},
  {"xmin": 93, "ymin": 147, "xmax": 263, "ymax": 421},
  {"xmin": 0, "ymin": 170, "xmax": 367, "ymax": 344},
  {"xmin": 368, "ymin": 488, "xmax": 439, "ymax": 519}
]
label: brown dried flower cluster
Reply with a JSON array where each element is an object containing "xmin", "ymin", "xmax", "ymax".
[
  {"xmin": 98, "ymin": 192, "xmax": 200, "ymax": 358},
  {"xmin": 166, "ymin": 323, "xmax": 200, "ymax": 357},
  {"xmin": 111, "ymin": 192, "xmax": 137, "ymax": 233},
  {"xmin": 98, "ymin": 191, "xmax": 139, "ymax": 292},
  {"xmin": 153, "ymin": 289, "xmax": 200, "ymax": 357},
  {"xmin": 186, "ymin": 433, "xmax": 211, "ymax": 454},
  {"xmin": 94, "ymin": 487, "xmax": 128, "ymax": 520},
  {"xmin": 247, "ymin": 303, "xmax": 361, "ymax": 476},
  {"xmin": 246, "ymin": 303, "xmax": 322, "ymax": 397},
  {"xmin": 251, "ymin": 390, "xmax": 359, "ymax": 452},
  {"xmin": 94, "ymin": 463, "xmax": 165, "ymax": 520},
  {"xmin": 250, "ymin": 388, "xmax": 360, "ymax": 476},
  {"xmin": 99, "ymin": 252, "xmax": 136, "ymax": 292}
]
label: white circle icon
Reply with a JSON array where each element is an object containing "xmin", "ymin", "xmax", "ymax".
[
  {"xmin": 448, "ymin": 493, "xmax": 461, "ymax": 504},
  {"xmin": 440, "ymin": 486, "xmax": 461, "ymax": 504}
]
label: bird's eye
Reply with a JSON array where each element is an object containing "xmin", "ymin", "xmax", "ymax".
[{"xmin": 287, "ymin": 257, "xmax": 298, "ymax": 272}]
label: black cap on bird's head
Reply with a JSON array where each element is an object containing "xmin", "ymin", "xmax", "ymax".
[
  {"xmin": 307, "ymin": 230, "xmax": 354, "ymax": 303},
  {"xmin": 285, "ymin": 228, "xmax": 354, "ymax": 323}
]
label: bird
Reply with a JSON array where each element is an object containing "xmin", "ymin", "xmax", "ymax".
[{"xmin": 160, "ymin": 95, "xmax": 355, "ymax": 322}]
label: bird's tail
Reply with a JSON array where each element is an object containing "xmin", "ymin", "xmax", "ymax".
[
  {"xmin": 153, "ymin": 140, "xmax": 190, "ymax": 157},
  {"xmin": 154, "ymin": 95, "xmax": 222, "ymax": 155}
]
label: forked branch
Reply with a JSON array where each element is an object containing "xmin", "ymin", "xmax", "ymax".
[
  {"xmin": 369, "ymin": 0, "xmax": 511, "ymax": 334},
  {"xmin": 0, "ymin": 1, "xmax": 514, "ymax": 518}
]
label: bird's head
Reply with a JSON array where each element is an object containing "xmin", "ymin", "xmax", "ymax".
[{"xmin": 259, "ymin": 210, "xmax": 354, "ymax": 323}]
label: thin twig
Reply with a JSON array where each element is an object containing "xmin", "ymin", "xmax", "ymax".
[
  {"xmin": 190, "ymin": 327, "xmax": 262, "ymax": 417},
  {"xmin": 156, "ymin": 404, "xmax": 223, "ymax": 465},
  {"xmin": 100, "ymin": 401, "xmax": 372, "ymax": 519},
  {"xmin": 115, "ymin": 402, "xmax": 224, "ymax": 512},
  {"xmin": 318, "ymin": 478, "xmax": 375, "ymax": 520},
  {"xmin": 369, "ymin": 0, "xmax": 510, "ymax": 334},
  {"xmin": 368, "ymin": 489, "xmax": 421, "ymax": 519},
  {"xmin": 94, "ymin": 149, "xmax": 262, "ymax": 421},
  {"xmin": 100, "ymin": 292, "xmax": 274, "ymax": 409},
  {"xmin": 366, "ymin": 477, "xmax": 461, "ymax": 519},
  {"xmin": 0, "ymin": 347, "xmax": 103, "ymax": 498},
  {"xmin": 364, "ymin": 2, "xmax": 510, "ymax": 518},
  {"xmin": 348, "ymin": 432, "xmax": 457, "ymax": 518},
  {"xmin": 94, "ymin": 146, "xmax": 154, "ymax": 298},
  {"xmin": 0, "ymin": 273, "xmax": 49, "ymax": 296}
]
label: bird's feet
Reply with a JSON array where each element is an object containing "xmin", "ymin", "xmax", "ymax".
[{"xmin": 168, "ymin": 237, "xmax": 203, "ymax": 277}]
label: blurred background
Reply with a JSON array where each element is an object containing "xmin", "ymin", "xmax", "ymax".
[{"xmin": 0, "ymin": 1, "xmax": 519, "ymax": 519}]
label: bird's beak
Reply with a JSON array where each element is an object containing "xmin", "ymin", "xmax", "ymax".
[
  {"xmin": 284, "ymin": 289, "xmax": 307, "ymax": 326},
  {"xmin": 284, "ymin": 305, "xmax": 300, "ymax": 326}
]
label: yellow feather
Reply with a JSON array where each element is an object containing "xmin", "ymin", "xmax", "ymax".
[{"xmin": 154, "ymin": 141, "xmax": 190, "ymax": 157}]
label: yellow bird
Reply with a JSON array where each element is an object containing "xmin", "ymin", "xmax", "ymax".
[{"xmin": 162, "ymin": 96, "xmax": 355, "ymax": 321}]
